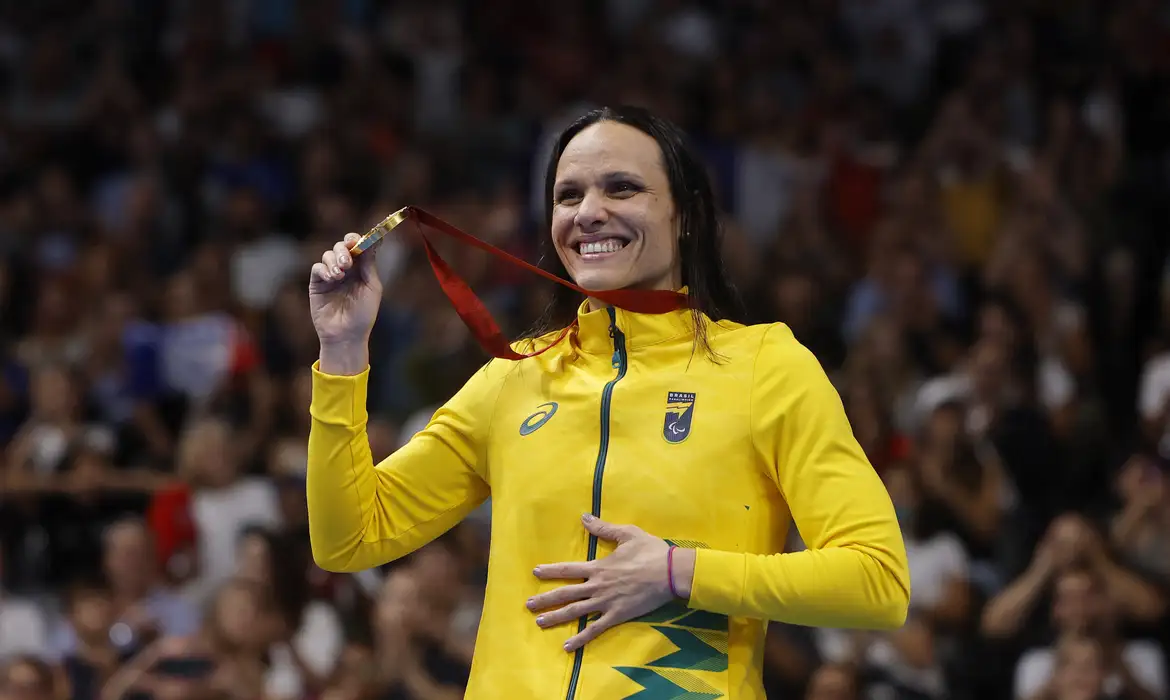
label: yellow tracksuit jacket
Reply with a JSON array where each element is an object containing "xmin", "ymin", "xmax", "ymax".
[{"xmin": 307, "ymin": 303, "xmax": 910, "ymax": 699}]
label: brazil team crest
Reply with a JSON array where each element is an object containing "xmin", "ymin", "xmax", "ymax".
[{"xmin": 663, "ymin": 391, "xmax": 696, "ymax": 444}]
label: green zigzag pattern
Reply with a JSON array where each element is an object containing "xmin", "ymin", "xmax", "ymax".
[
  {"xmin": 615, "ymin": 667, "xmax": 721, "ymax": 700},
  {"xmin": 647, "ymin": 626, "xmax": 728, "ymax": 672}
]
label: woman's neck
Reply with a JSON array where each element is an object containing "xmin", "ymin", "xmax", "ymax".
[{"xmin": 584, "ymin": 276, "xmax": 685, "ymax": 313}]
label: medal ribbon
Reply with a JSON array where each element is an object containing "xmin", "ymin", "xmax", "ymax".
[{"xmin": 351, "ymin": 207, "xmax": 688, "ymax": 360}]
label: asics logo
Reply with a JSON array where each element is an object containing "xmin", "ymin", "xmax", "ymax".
[{"xmin": 519, "ymin": 402, "xmax": 558, "ymax": 436}]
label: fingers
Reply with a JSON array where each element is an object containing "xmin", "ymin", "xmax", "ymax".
[
  {"xmin": 333, "ymin": 239, "xmax": 353, "ymax": 271},
  {"xmin": 527, "ymin": 583, "xmax": 593, "ymax": 612},
  {"xmin": 582, "ymin": 514, "xmax": 640, "ymax": 543},
  {"xmin": 535, "ymin": 599, "xmax": 602, "ymax": 629},
  {"xmin": 563, "ymin": 611, "xmax": 618, "ymax": 652},
  {"xmin": 313, "ymin": 237, "xmax": 360, "ymax": 284},
  {"xmin": 310, "ymin": 262, "xmax": 333, "ymax": 284},
  {"xmin": 320, "ymin": 247, "xmax": 340, "ymax": 276},
  {"xmin": 533, "ymin": 562, "xmax": 594, "ymax": 581}
]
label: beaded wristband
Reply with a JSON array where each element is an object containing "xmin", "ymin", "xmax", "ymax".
[{"xmin": 667, "ymin": 545, "xmax": 680, "ymax": 598}]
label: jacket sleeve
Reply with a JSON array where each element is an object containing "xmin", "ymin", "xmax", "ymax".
[
  {"xmin": 306, "ymin": 360, "xmax": 504, "ymax": 572},
  {"xmin": 687, "ymin": 324, "xmax": 910, "ymax": 629}
]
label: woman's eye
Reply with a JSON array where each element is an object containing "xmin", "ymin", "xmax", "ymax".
[
  {"xmin": 555, "ymin": 190, "xmax": 581, "ymax": 204},
  {"xmin": 611, "ymin": 181, "xmax": 639, "ymax": 195}
]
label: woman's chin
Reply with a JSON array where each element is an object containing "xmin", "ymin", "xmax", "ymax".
[{"xmin": 573, "ymin": 271, "xmax": 632, "ymax": 293}]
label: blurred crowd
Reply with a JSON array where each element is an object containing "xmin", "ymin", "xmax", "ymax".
[{"xmin": 1, "ymin": 0, "xmax": 1169, "ymax": 699}]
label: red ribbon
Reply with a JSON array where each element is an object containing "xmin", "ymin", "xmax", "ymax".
[{"xmin": 352, "ymin": 206, "xmax": 688, "ymax": 361}]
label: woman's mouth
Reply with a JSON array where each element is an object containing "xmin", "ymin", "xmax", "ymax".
[{"xmin": 575, "ymin": 238, "xmax": 628, "ymax": 260}]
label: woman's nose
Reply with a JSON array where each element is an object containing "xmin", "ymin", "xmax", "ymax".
[{"xmin": 573, "ymin": 190, "xmax": 609, "ymax": 233}]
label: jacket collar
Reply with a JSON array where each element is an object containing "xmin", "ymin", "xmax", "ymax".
[{"xmin": 573, "ymin": 289, "xmax": 695, "ymax": 355}]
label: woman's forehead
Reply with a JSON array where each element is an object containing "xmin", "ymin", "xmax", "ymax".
[{"xmin": 556, "ymin": 122, "xmax": 663, "ymax": 179}]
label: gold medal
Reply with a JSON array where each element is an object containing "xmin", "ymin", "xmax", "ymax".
[{"xmin": 350, "ymin": 207, "xmax": 411, "ymax": 256}]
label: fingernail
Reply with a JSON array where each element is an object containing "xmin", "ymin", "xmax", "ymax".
[
  {"xmin": 340, "ymin": 255, "xmax": 350, "ymax": 265},
  {"xmin": 526, "ymin": 598, "xmax": 535, "ymax": 609},
  {"xmin": 536, "ymin": 616, "xmax": 546, "ymax": 626},
  {"xmin": 582, "ymin": 513, "xmax": 595, "ymax": 522},
  {"xmin": 332, "ymin": 266, "xmax": 341, "ymax": 275},
  {"xmin": 564, "ymin": 643, "xmax": 572, "ymax": 651},
  {"xmin": 532, "ymin": 567, "xmax": 541, "ymax": 575}
]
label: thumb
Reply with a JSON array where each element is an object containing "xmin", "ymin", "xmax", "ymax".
[
  {"xmin": 582, "ymin": 514, "xmax": 634, "ymax": 542},
  {"xmin": 345, "ymin": 231, "xmax": 379, "ymax": 264}
]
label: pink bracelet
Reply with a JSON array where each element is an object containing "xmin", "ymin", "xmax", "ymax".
[{"xmin": 667, "ymin": 545, "xmax": 680, "ymax": 598}]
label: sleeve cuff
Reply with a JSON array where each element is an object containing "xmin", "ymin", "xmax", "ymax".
[
  {"xmin": 309, "ymin": 361, "xmax": 370, "ymax": 427},
  {"xmin": 687, "ymin": 548, "xmax": 749, "ymax": 615}
]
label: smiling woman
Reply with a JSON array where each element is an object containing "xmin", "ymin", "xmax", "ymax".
[
  {"xmin": 528, "ymin": 108, "xmax": 740, "ymax": 360},
  {"xmin": 305, "ymin": 105, "xmax": 910, "ymax": 700},
  {"xmin": 551, "ymin": 125, "xmax": 680, "ymax": 291}
]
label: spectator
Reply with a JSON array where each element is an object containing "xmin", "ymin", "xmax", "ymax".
[
  {"xmin": 4, "ymin": 364, "xmax": 115, "ymax": 494},
  {"xmin": 3, "ymin": 364, "xmax": 119, "ymax": 588},
  {"xmin": 47, "ymin": 517, "xmax": 198, "ymax": 660},
  {"xmin": 102, "ymin": 578, "xmax": 274, "ymax": 700},
  {"xmin": 918, "ymin": 402, "xmax": 1009, "ymax": 553},
  {"xmin": 885, "ymin": 466, "xmax": 973, "ymax": 629},
  {"xmin": 406, "ymin": 541, "xmax": 478, "ymax": 687},
  {"xmin": 1110, "ymin": 454, "xmax": 1170, "ymax": 584},
  {"xmin": 983, "ymin": 514, "xmax": 1166, "ymax": 641},
  {"xmin": 234, "ymin": 525, "xmax": 342, "ymax": 700},
  {"xmin": 983, "ymin": 545, "xmax": 1166, "ymax": 699},
  {"xmin": 56, "ymin": 576, "xmax": 125, "ymax": 700},
  {"xmin": 1011, "ymin": 568, "xmax": 1164, "ymax": 700},
  {"xmin": 175, "ymin": 416, "xmax": 281, "ymax": 605},
  {"xmin": 368, "ymin": 567, "xmax": 463, "ymax": 700}
]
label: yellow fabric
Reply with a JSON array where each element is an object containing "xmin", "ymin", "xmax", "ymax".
[
  {"xmin": 308, "ymin": 303, "xmax": 909, "ymax": 700},
  {"xmin": 940, "ymin": 175, "xmax": 1003, "ymax": 267}
]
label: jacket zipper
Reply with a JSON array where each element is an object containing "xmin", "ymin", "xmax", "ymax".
[{"xmin": 565, "ymin": 306, "xmax": 627, "ymax": 700}]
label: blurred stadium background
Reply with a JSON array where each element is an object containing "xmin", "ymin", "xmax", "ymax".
[{"xmin": 1, "ymin": 1, "xmax": 1169, "ymax": 699}]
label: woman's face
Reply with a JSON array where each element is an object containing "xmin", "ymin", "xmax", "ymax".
[
  {"xmin": 214, "ymin": 585, "xmax": 262, "ymax": 647},
  {"xmin": 164, "ymin": 272, "xmax": 199, "ymax": 320},
  {"xmin": 180, "ymin": 420, "xmax": 237, "ymax": 487},
  {"xmin": 978, "ymin": 305, "xmax": 1016, "ymax": 348},
  {"xmin": 235, "ymin": 535, "xmax": 271, "ymax": 585},
  {"xmin": 31, "ymin": 366, "xmax": 76, "ymax": 421},
  {"xmin": 71, "ymin": 590, "xmax": 114, "ymax": 641},
  {"xmin": 550, "ymin": 121, "xmax": 681, "ymax": 294},
  {"xmin": 925, "ymin": 405, "xmax": 963, "ymax": 450},
  {"xmin": 376, "ymin": 570, "xmax": 422, "ymax": 636}
]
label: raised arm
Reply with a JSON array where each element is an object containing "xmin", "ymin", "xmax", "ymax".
[
  {"xmin": 305, "ymin": 233, "xmax": 500, "ymax": 573},
  {"xmin": 686, "ymin": 324, "xmax": 911, "ymax": 629}
]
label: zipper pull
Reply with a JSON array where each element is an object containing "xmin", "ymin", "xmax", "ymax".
[
  {"xmin": 607, "ymin": 308, "xmax": 621, "ymax": 368},
  {"xmin": 608, "ymin": 318, "xmax": 619, "ymax": 367}
]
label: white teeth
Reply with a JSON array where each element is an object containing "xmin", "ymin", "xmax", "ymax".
[{"xmin": 579, "ymin": 239, "xmax": 626, "ymax": 255}]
